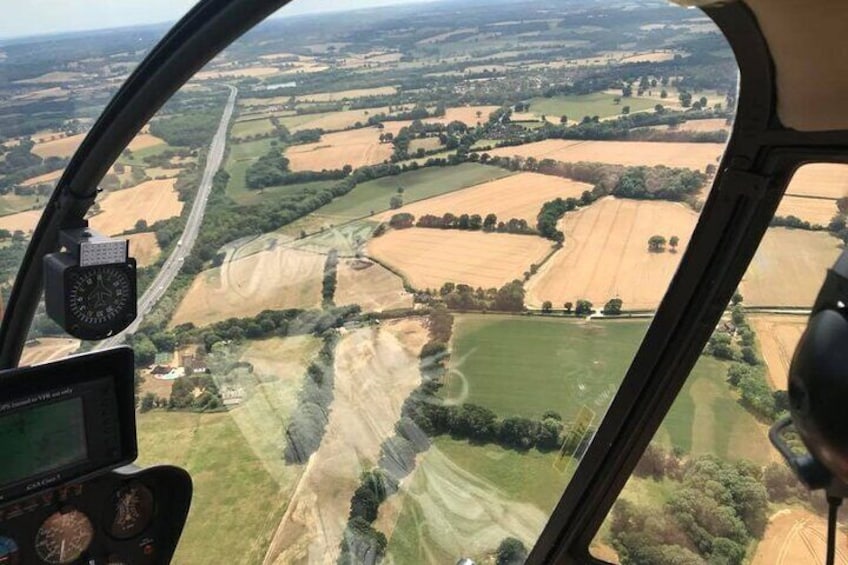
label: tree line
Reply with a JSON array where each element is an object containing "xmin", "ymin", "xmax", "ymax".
[
  {"xmin": 284, "ymin": 333, "xmax": 339, "ymax": 464},
  {"xmin": 391, "ymin": 211, "xmax": 535, "ymax": 236},
  {"xmin": 336, "ymin": 306, "xmax": 453, "ymax": 564},
  {"xmin": 322, "ymin": 249, "xmax": 339, "ymax": 307}
]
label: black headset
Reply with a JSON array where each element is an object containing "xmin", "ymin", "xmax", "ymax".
[{"xmin": 771, "ymin": 249, "xmax": 848, "ymax": 565}]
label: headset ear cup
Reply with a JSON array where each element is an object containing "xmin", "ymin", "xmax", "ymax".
[{"xmin": 789, "ymin": 308, "xmax": 848, "ymax": 482}]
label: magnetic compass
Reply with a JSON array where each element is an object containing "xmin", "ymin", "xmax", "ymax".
[{"xmin": 45, "ymin": 227, "xmax": 137, "ymax": 340}]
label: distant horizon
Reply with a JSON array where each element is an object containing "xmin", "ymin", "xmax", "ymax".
[{"xmin": 0, "ymin": 0, "xmax": 443, "ymax": 42}]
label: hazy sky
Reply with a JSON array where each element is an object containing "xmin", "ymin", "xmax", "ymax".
[{"xmin": 0, "ymin": 0, "xmax": 433, "ymax": 40}]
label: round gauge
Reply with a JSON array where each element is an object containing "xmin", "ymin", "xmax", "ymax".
[
  {"xmin": 0, "ymin": 536, "xmax": 19, "ymax": 565},
  {"xmin": 108, "ymin": 483, "xmax": 154, "ymax": 540},
  {"xmin": 35, "ymin": 509, "xmax": 94, "ymax": 564},
  {"xmin": 68, "ymin": 265, "xmax": 133, "ymax": 329}
]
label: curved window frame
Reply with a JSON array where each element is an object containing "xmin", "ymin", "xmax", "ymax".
[{"xmin": 3, "ymin": 1, "xmax": 848, "ymax": 563}]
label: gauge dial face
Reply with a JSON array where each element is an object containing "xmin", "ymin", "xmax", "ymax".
[
  {"xmin": 68, "ymin": 266, "xmax": 133, "ymax": 328},
  {"xmin": 0, "ymin": 536, "xmax": 19, "ymax": 565},
  {"xmin": 109, "ymin": 483, "xmax": 154, "ymax": 539},
  {"xmin": 35, "ymin": 509, "xmax": 94, "ymax": 564}
]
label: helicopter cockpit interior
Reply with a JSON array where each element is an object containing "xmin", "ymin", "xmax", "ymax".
[{"xmin": 2, "ymin": 0, "xmax": 848, "ymax": 563}]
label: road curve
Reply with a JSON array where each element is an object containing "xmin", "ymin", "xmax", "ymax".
[{"xmin": 97, "ymin": 84, "xmax": 238, "ymax": 349}]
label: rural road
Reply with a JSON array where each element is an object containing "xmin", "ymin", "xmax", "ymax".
[{"xmin": 97, "ymin": 84, "xmax": 238, "ymax": 349}]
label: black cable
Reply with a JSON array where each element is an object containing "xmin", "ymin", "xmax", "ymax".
[{"xmin": 827, "ymin": 495, "xmax": 841, "ymax": 565}]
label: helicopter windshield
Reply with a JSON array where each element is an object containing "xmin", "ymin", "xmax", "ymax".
[{"xmin": 1, "ymin": 0, "xmax": 845, "ymax": 563}]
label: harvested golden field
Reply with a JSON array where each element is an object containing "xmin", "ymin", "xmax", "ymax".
[
  {"xmin": 678, "ymin": 118, "xmax": 731, "ymax": 132},
  {"xmin": 619, "ymin": 51, "xmax": 679, "ymax": 63},
  {"xmin": 740, "ymin": 228, "xmax": 841, "ymax": 307},
  {"xmin": 341, "ymin": 52, "xmax": 404, "ymax": 69},
  {"xmin": 335, "ymin": 259, "xmax": 413, "ymax": 312},
  {"xmin": 378, "ymin": 172, "xmax": 591, "ymax": 225},
  {"xmin": 749, "ymin": 314, "xmax": 807, "ymax": 389},
  {"xmin": 128, "ymin": 132, "xmax": 166, "ymax": 151},
  {"xmin": 0, "ymin": 210, "xmax": 43, "ymax": 234},
  {"xmin": 295, "ymin": 86, "xmax": 397, "ymax": 102},
  {"xmin": 785, "ymin": 163, "xmax": 848, "ymax": 199},
  {"xmin": 21, "ymin": 168, "xmax": 62, "ymax": 187},
  {"xmin": 752, "ymin": 508, "xmax": 848, "ymax": 565},
  {"xmin": 285, "ymin": 128, "xmax": 393, "ymax": 172},
  {"xmin": 126, "ymin": 232, "xmax": 162, "ymax": 268},
  {"xmin": 489, "ymin": 140, "xmax": 725, "ymax": 171},
  {"xmin": 89, "ymin": 179, "xmax": 183, "ymax": 236},
  {"xmin": 526, "ymin": 197, "xmax": 698, "ymax": 310},
  {"xmin": 418, "ymin": 28, "xmax": 476, "ymax": 44},
  {"xmin": 265, "ymin": 320, "xmax": 429, "ymax": 564},
  {"xmin": 285, "ymin": 107, "xmax": 392, "ymax": 132},
  {"xmin": 21, "ymin": 338, "xmax": 79, "ymax": 366},
  {"xmin": 409, "ymin": 137, "xmax": 443, "ymax": 153},
  {"xmin": 195, "ymin": 66, "xmax": 279, "ymax": 80},
  {"xmin": 240, "ymin": 335, "xmax": 321, "ymax": 383},
  {"xmin": 15, "ymin": 71, "xmax": 90, "ymax": 84},
  {"xmin": 171, "ymin": 247, "xmax": 324, "ymax": 327},
  {"xmin": 12, "ymin": 86, "xmax": 69, "ymax": 102},
  {"xmin": 32, "ymin": 133, "xmax": 86, "ymax": 158},
  {"xmin": 368, "ymin": 228, "xmax": 553, "ymax": 290},
  {"xmin": 380, "ymin": 106, "xmax": 499, "ymax": 135},
  {"xmin": 776, "ymin": 195, "xmax": 839, "ymax": 225}
]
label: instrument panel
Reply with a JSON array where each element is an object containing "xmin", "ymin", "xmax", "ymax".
[{"xmin": 0, "ymin": 465, "xmax": 191, "ymax": 564}]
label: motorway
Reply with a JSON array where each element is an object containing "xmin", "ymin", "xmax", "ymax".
[{"xmin": 97, "ymin": 84, "xmax": 238, "ymax": 349}]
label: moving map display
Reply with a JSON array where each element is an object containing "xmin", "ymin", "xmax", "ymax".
[{"xmin": 0, "ymin": 398, "xmax": 87, "ymax": 487}]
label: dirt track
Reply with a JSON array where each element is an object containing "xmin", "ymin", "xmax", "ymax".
[
  {"xmin": 752, "ymin": 508, "xmax": 848, "ymax": 565},
  {"xmin": 264, "ymin": 319, "xmax": 428, "ymax": 564}
]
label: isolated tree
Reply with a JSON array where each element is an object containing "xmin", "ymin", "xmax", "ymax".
[
  {"xmin": 660, "ymin": 89, "xmax": 668, "ymax": 99},
  {"xmin": 563, "ymin": 301, "xmax": 573, "ymax": 313},
  {"xmin": 542, "ymin": 300, "xmax": 553, "ymax": 314},
  {"xmin": 496, "ymin": 537, "xmax": 528, "ymax": 565},
  {"xmin": 397, "ymin": 186, "xmax": 404, "ymax": 194},
  {"xmin": 654, "ymin": 104, "xmax": 665, "ymax": 114},
  {"xmin": 574, "ymin": 300, "xmax": 593, "ymax": 317},
  {"xmin": 603, "ymin": 298, "xmax": 623, "ymax": 316},
  {"xmin": 648, "ymin": 235, "xmax": 667, "ymax": 252},
  {"xmin": 560, "ymin": 115, "xmax": 568, "ymax": 124},
  {"xmin": 669, "ymin": 235, "xmax": 680, "ymax": 252},
  {"xmin": 622, "ymin": 105, "xmax": 631, "ymax": 115},
  {"xmin": 679, "ymin": 91, "xmax": 692, "ymax": 108},
  {"xmin": 389, "ymin": 194, "xmax": 403, "ymax": 209},
  {"xmin": 699, "ymin": 96, "xmax": 708, "ymax": 107}
]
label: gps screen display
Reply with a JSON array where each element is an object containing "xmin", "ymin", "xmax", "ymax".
[{"xmin": 0, "ymin": 398, "xmax": 87, "ymax": 487}]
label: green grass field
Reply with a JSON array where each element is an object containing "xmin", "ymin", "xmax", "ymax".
[
  {"xmin": 443, "ymin": 315, "xmax": 648, "ymax": 421},
  {"xmin": 224, "ymin": 137, "xmax": 276, "ymax": 196},
  {"xmin": 527, "ymin": 93, "xmax": 659, "ymax": 121},
  {"xmin": 385, "ymin": 435, "xmax": 571, "ymax": 563},
  {"xmin": 136, "ymin": 337, "xmax": 317, "ymax": 564},
  {"xmin": 388, "ymin": 315, "xmax": 774, "ymax": 562},
  {"xmin": 137, "ymin": 411, "xmax": 302, "ymax": 564},
  {"xmin": 116, "ymin": 142, "xmax": 176, "ymax": 168},
  {"xmin": 231, "ymin": 118, "xmax": 275, "ymax": 139},
  {"xmin": 315, "ymin": 163, "xmax": 515, "ymax": 220},
  {"xmin": 445, "ymin": 314, "xmax": 772, "ymax": 464}
]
